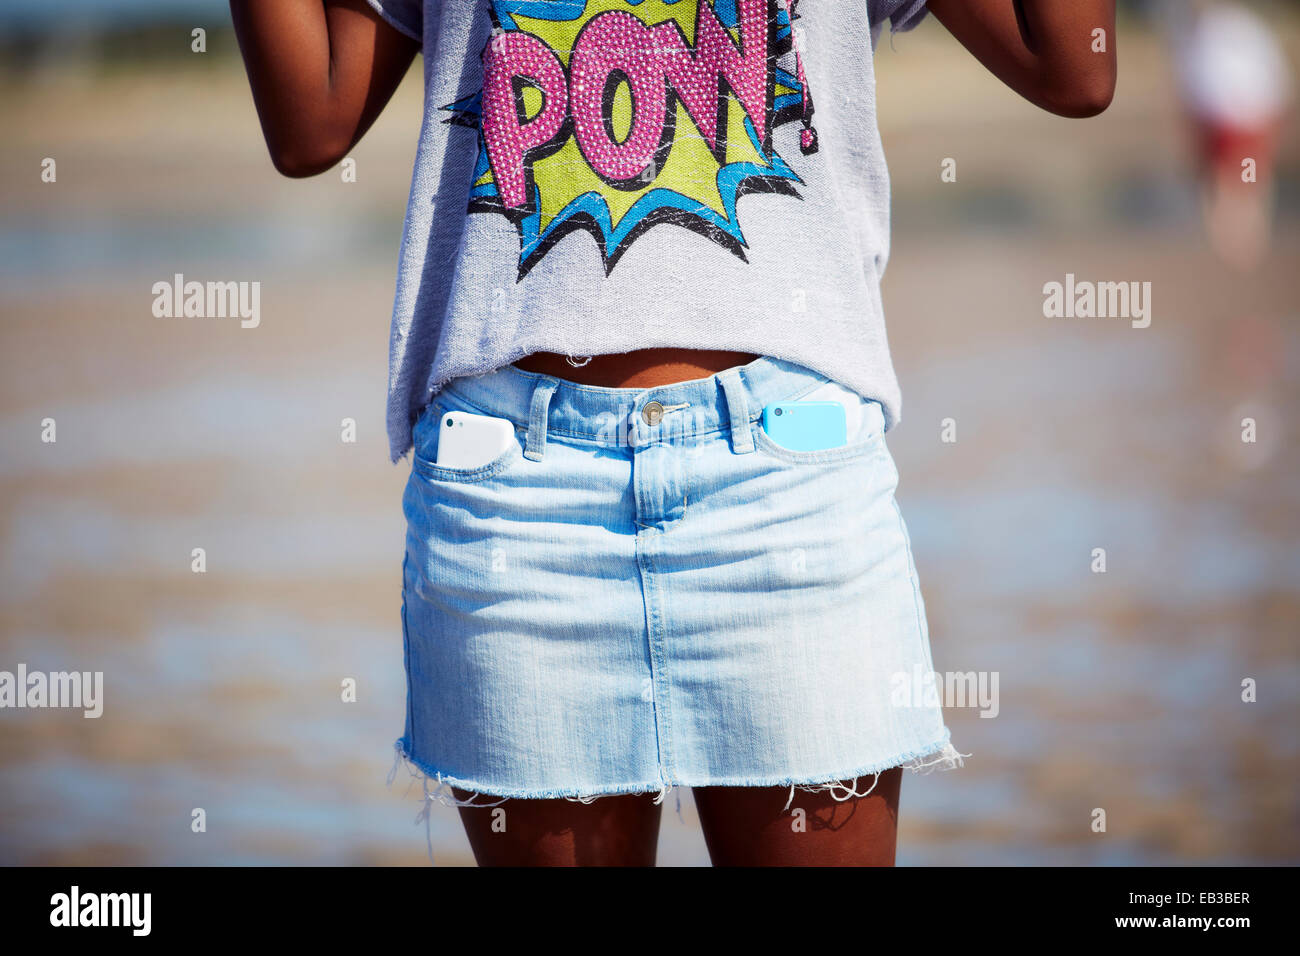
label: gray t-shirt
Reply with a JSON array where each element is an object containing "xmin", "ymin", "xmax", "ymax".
[{"xmin": 367, "ymin": 0, "xmax": 929, "ymax": 461}]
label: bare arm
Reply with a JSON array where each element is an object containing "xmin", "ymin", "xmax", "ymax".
[
  {"xmin": 926, "ymin": 0, "xmax": 1117, "ymax": 118},
  {"xmin": 229, "ymin": 0, "xmax": 419, "ymax": 178}
]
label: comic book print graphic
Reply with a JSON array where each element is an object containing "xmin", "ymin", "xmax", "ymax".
[{"xmin": 442, "ymin": 0, "xmax": 819, "ymax": 279}]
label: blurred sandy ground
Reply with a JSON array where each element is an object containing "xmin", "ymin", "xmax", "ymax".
[{"xmin": 1, "ymin": 12, "xmax": 1298, "ymax": 865}]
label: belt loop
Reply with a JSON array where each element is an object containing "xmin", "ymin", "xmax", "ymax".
[
  {"xmin": 717, "ymin": 367, "xmax": 755, "ymax": 455},
  {"xmin": 523, "ymin": 376, "xmax": 559, "ymax": 461}
]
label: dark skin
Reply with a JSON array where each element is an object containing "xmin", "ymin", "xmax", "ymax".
[
  {"xmin": 454, "ymin": 771, "xmax": 901, "ymax": 866},
  {"xmin": 228, "ymin": 0, "xmax": 420, "ymax": 177},
  {"xmin": 232, "ymin": 0, "xmax": 1114, "ymax": 865}
]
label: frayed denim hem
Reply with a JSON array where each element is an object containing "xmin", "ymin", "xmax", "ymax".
[
  {"xmin": 776, "ymin": 738, "xmax": 969, "ymax": 812},
  {"xmin": 387, "ymin": 733, "xmax": 967, "ymax": 809},
  {"xmin": 387, "ymin": 741, "xmax": 679, "ymax": 807},
  {"xmin": 387, "ymin": 736, "xmax": 967, "ymax": 863},
  {"xmin": 385, "ymin": 742, "xmax": 680, "ymax": 863}
]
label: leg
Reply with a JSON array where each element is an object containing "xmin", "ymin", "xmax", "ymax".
[
  {"xmin": 693, "ymin": 768, "xmax": 902, "ymax": 866},
  {"xmin": 454, "ymin": 788, "xmax": 664, "ymax": 866}
]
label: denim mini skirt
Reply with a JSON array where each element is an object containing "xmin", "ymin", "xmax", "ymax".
[{"xmin": 393, "ymin": 356, "xmax": 961, "ymax": 806}]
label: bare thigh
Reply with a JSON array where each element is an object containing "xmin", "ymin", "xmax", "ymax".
[
  {"xmin": 454, "ymin": 788, "xmax": 664, "ymax": 866},
  {"xmin": 693, "ymin": 768, "xmax": 902, "ymax": 866}
]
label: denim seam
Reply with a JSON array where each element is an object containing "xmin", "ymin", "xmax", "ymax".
[
  {"xmin": 889, "ymin": 493, "xmax": 933, "ymax": 676},
  {"xmin": 751, "ymin": 414, "xmax": 885, "ymax": 465},
  {"xmin": 553, "ymin": 422, "xmax": 736, "ymax": 445},
  {"xmin": 400, "ymin": 553, "xmax": 415, "ymax": 757},
  {"xmin": 680, "ymin": 440, "xmax": 693, "ymax": 526},
  {"xmin": 754, "ymin": 426, "xmax": 883, "ymax": 464},
  {"xmin": 411, "ymin": 443, "xmax": 520, "ymax": 483},
  {"xmin": 651, "ymin": 541, "xmax": 677, "ymax": 780},
  {"xmin": 635, "ymin": 533, "xmax": 677, "ymax": 784}
]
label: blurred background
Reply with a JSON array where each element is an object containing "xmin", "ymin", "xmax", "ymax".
[{"xmin": 1, "ymin": 0, "xmax": 1297, "ymax": 865}]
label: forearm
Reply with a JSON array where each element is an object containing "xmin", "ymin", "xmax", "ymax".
[
  {"xmin": 928, "ymin": 0, "xmax": 1117, "ymax": 117},
  {"xmin": 229, "ymin": 0, "xmax": 417, "ymax": 177}
]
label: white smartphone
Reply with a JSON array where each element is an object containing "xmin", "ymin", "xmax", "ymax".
[
  {"xmin": 798, "ymin": 380, "xmax": 868, "ymax": 442},
  {"xmin": 436, "ymin": 410, "xmax": 518, "ymax": 468}
]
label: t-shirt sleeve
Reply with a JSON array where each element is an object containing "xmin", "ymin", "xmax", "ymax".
[
  {"xmin": 867, "ymin": 0, "xmax": 930, "ymax": 47},
  {"xmin": 365, "ymin": 0, "xmax": 424, "ymax": 46}
]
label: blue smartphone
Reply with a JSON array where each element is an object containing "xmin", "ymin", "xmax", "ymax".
[{"xmin": 761, "ymin": 400, "xmax": 848, "ymax": 451}]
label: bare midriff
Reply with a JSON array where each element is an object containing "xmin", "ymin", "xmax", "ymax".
[{"xmin": 513, "ymin": 348, "xmax": 761, "ymax": 389}]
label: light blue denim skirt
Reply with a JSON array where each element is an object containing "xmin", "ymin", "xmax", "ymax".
[{"xmin": 394, "ymin": 356, "xmax": 961, "ymax": 805}]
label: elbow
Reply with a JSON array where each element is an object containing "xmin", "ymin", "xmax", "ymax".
[
  {"xmin": 266, "ymin": 134, "xmax": 349, "ymax": 179},
  {"xmin": 1059, "ymin": 81, "xmax": 1115, "ymax": 118},
  {"xmin": 1041, "ymin": 69, "xmax": 1117, "ymax": 118}
]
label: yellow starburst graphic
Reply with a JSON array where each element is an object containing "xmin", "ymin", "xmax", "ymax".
[{"xmin": 453, "ymin": 0, "xmax": 816, "ymax": 278}]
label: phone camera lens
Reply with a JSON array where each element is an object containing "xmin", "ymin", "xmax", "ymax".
[{"xmin": 774, "ymin": 407, "xmax": 784, "ymax": 417}]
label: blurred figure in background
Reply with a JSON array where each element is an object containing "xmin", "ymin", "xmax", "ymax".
[{"xmin": 1162, "ymin": 0, "xmax": 1293, "ymax": 270}]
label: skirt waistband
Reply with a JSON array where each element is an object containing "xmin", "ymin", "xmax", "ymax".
[{"xmin": 440, "ymin": 355, "xmax": 841, "ymax": 452}]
